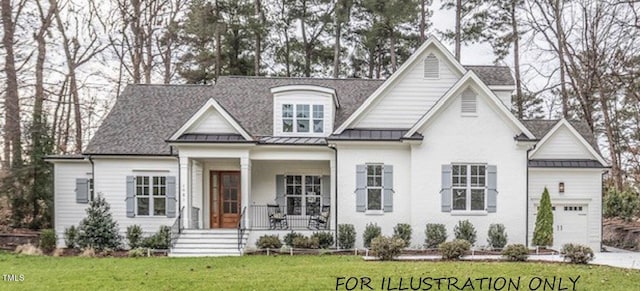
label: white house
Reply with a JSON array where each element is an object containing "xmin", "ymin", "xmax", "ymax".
[{"xmin": 47, "ymin": 37, "xmax": 608, "ymax": 256}]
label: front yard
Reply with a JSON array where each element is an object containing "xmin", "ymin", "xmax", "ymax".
[{"xmin": 1, "ymin": 254, "xmax": 639, "ymax": 290}]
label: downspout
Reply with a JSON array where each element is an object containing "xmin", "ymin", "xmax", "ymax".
[
  {"xmin": 329, "ymin": 144, "xmax": 338, "ymax": 247},
  {"xmin": 88, "ymin": 155, "xmax": 95, "ymax": 200},
  {"xmin": 175, "ymin": 146, "xmax": 181, "ymax": 233},
  {"xmin": 601, "ymin": 170, "xmax": 608, "ymax": 252},
  {"xmin": 525, "ymin": 145, "xmax": 534, "ymax": 248}
]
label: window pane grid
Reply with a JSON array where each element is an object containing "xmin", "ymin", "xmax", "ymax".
[
  {"xmin": 451, "ymin": 164, "xmax": 486, "ymax": 211},
  {"xmin": 366, "ymin": 165, "xmax": 383, "ymax": 210},
  {"xmin": 285, "ymin": 175, "xmax": 322, "ymax": 216},
  {"xmin": 281, "ymin": 104, "xmax": 324, "ymax": 133},
  {"xmin": 135, "ymin": 175, "xmax": 167, "ymax": 216}
]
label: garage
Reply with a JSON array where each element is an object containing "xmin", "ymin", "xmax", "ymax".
[{"xmin": 552, "ymin": 204, "xmax": 589, "ymax": 249}]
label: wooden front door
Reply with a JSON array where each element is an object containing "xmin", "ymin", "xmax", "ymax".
[{"xmin": 211, "ymin": 171, "xmax": 241, "ymax": 228}]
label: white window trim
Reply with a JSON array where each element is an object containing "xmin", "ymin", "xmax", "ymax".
[
  {"xmin": 281, "ymin": 103, "xmax": 325, "ymax": 134},
  {"xmin": 451, "ymin": 164, "xmax": 487, "ymax": 212},
  {"xmin": 284, "ymin": 174, "xmax": 323, "ymax": 216},
  {"xmin": 134, "ymin": 175, "xmax": 167, "ymax": 217},
  {"xmin": 365, "ymin": 164, "xmax": 384, "ymax": 212}
]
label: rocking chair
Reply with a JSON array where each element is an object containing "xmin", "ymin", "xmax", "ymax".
[
  {"xmin": 267, "ymin": 204, "xmax": 288, "ymax": 229},
  {"xmin": 308, "ymin": 205, "xmax": 330, "ymax": 230}
]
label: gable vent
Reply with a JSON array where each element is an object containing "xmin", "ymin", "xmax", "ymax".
[
  {"xmin": 423, "ymin": 53, "xmax": 439, "ymax": 78},
  {"xmin": 461, "ymin": 88, "xmax": 477, "ymax": 114}
]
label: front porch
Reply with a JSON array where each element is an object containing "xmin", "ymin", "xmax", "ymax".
[{"xmin": 177, "ymin": 146, "xmax": 336, "ymax": 235}]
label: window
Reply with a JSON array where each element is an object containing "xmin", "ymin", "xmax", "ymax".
[
  {"xmin": 366, "ymin": 164, "xmax": 383, "ymax": 211},
  {"xmin": 452, "ymin": 164, "xmax": 486, "ymax": 211},
  {"xmin": 424, "ymin": 53, "xmax": 439, "ymax": 78},
  {"xmin": 461, "ymin": 88, "xmax": 477, "ymax": 114},
  {"xmin": 282, "ymin": 104, "xmax": 324, "ymax": 133},
  {"xmin": 285, "ymin": 175, "xmax": 322, "ymax": 215},
  {"xmin": 135, "ymin": 176, "xmax": 167, "ymax": 216}
]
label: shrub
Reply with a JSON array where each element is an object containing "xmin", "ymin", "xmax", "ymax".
[
  {"xmin": 338, "ymin": 224, "xmax": 356, "ymax": 249},
  {"xmin": 128, "ymin": 248, "xmax": 148, "ymax": 257},
  {"xmin": 256, "ymin": 235, "xmax": 282, "ymax": 249},
  {"xmin": 283, "ymin": 231, "xmax": 305, "ymax": 247},
  {"xmin": 454, "ymin": 220, "xmax": 477, "ymax": 245},
  {"xmin": 371, "ymin": 235, "xmax": 405, "ymax": 261},
  {"xmin": 502, "ymin": 244, "xmax": 529, "ymax": 262},
  {"xmin": 39, "ymin": 229, "xmax": 57, "ymax": 253},
  {"xmin": 604, "ymin": 187, "xmax": 639, "ymax": 221},
  {"xmin": 311, "ymin": 232, "xmax": 334, "ymax": 249},
  {"xmin": 141, "ymin": 226, "xmax": 171, "ymax": 249},
  {"xmin": 439, "ymin": 239, "xmax": 471, "ymax": 260},
  {"xmin": 76, "ymin": 195, "xmax": 122, "ymax": 250},
  {"xmin": 393, "ymin": 223, "xmax": 412, "ymax": 247},
  {"xmin": 15, "ymin": 244, "xmax": 43, "ymax": 256},
  {"xmin": 424, "ymin": 224, "xmax": 447, "ymax": 249},
  {"xmin": 63, "ymin": 226, "xmax": 78, "ymax": 249},
  {"xmin": 292, "ymin": 236, "xmax": 320, "ymax": 249},
  {"xmin": 487, "ymin": 224, "xmax": 508, "ymax": 249},
  {"xmin": 363, "ymin": 223, "xmax": 381, "ymax": 248},
  {"xmin": 561, "ymin": 243, "xmax": 594, "ymax": 264},
  {"xmin": 532, "ymin": 187, "xmax": 553, "ymax": 247},
  {"xmin": 126, "ymin": 225, "xmax": 143, "ymax": 249}
]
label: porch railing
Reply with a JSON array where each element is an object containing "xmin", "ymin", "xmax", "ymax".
[
  {"xmin": 249, "ymin": 205, "xmax": 330, "ymax": 230},
  {"xmin": 170, "ymin": 206, "xmax": 184, "ymax": 248},
  {"xmin": 237, "ymin": 206, "xmax": 247, "ymax": 251}
]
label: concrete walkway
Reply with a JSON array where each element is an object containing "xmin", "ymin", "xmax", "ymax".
[{"xmin": 364, "ymin": 248, "xmax": 640, "ymax": 269}]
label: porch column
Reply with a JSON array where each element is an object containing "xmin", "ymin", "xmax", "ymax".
[
  {"xmin": 179, "ymin": 156, "xmax": 191, "ymax": 229},
  {"xmin": 240, "ymin": 156, "xmax": 251, "ymax": 228}
]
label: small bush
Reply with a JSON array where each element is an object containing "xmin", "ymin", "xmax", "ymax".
[
  {"xmin": 363, "ymin": 223, "xmax": 381, "ymax": 248},
  {"xmin": 487, "ymin": 224, "xmax": 508, "ymax": 249},
  {"xmin": 439, "ymin": 239, "xmax": 471, "ymax": 260},
  {"xmin": 256, "ymin": 235, "xmax": 282, "ymax": 249},
  {"xmin": 338, "ymin": 224, "xmax": 356, "ymax": 249},
  {"xmin": 76, "ymin": 195, "xmax": 122, "ymax": 250},
  {"xmin": 63, "ymin": 226, "xmax": 78, "ymax": 249},
  {"xmin": 311, "ymin": 232, "xmax": 334, "ymax": 249},
  {"xmin": 532, "ymin": 188, "xmax": 553, "ymax": 246},
  {"xmin": 141, "ymin": 226, "xmax": 170, "ymax": 249},
  {"xmin": 15, "ymin": 244, "xmax": 43, "ymax": 256},
  {"xmin": 604, "ymin": 187, "xmax": 639, "ymax": 221},
  {"xmin": 502, "ymin": 244, "xmax": 529, "ymax": 261},
  {"xmin": 561, "ymin": 243, "xmax": 594, "ymax": 264},
  {"xmin": 283, "ymin": 231, "xmax": 305, "ymax": 247},
  {"xmin": 292, "ymin": 236, "xmax": 320, "ymax": 249},
  {"xmin": 39, "ymin": 229, "xmax": 57, "ymax": 253},
  {"xmin": 424, "ymin": 224, "xmax": 447, "ymax": 249},
  {"xmin": 126, "ymin": 225, "xmax": 143, "ymax": 249},
  {"xmin": 454, "ymin": 220, "xmax": 477, "ymax": 245},
  {"xmin": 371, "ymin": 235, "xmax": 405, "ymax": 261},
  {"xmin": 128, "ymin": 248, "xmax": 148, "ymax": 257},
  {"xmin": 393, "ymin": 223, "xmax": 412, "ymax": 247}
]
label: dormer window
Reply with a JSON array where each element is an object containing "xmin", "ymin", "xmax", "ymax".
[{"xmin": 282, "ymin": 103, "xmax": 324, "ymax": 133}]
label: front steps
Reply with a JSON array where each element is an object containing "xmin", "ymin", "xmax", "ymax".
[{"xmin": 169, "ymin": 229, "xmax": 248, "ymax": 257}]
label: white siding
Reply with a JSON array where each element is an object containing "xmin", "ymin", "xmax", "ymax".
[
  {"xmin": 273, "ymin": 91, "xmax": 334, "ymax": 137},
  {"xmin": 53, "ymin": 161, "xmax": 92, "ymax": 247},
  {"xmin": 409, "ymin": 83, "xmax": 528, "ymax": 248},
  {"xmin": 336, "ymin": 144, "xmax": 412, "ymax": 248},
  {"xmin": 532, "ymin": 126, "xmax": 594, "ymax": 159},
  {"xmin": 354, "ymin": 47, "xmax": 462, "ymax": 129},
  {"xmin": 528, "ymin": 168, "xmax": 602, "ymax": 251},
  {"xmin": 186, "ymin": 107, "xmax": 237, "ymax": 134},
  {"xmin": 492, "ymin": 90, "xmax": 512, "ymax": 110},
  {"xmin": 93, "ymin": 158, "xmax": 178, "ymax": 242}
]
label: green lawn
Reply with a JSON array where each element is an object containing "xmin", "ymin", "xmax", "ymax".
[{"xmin": 1, "ymin": 254, "xmax": 639, "ymax": 290}]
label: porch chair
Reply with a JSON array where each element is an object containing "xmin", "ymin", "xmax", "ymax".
[
  {"xmin": 267, "ymin": 204, "xmax": 288, "ymax": 229},
  {"xmin": 308, "ymin": 205, "xmax": 330, "ymax": 230}
]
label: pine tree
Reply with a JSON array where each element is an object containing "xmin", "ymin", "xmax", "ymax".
[
  {"xmin": 532, "ymin": 187, "xmax": 553, "ymax": 247},
  {"xmin": 77, "ymin": 195, "xmax": 122, "ymax": 250}
]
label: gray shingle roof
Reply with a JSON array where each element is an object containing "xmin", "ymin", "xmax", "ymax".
[
  {"xmin": 328, "ymin": 129, "xmax": 423, "ymax": 141},
  {"xmin": 520, "ymin": 119, "xmax": 599, "ymax": 153},
  {"xmin": 529, "ymin": 159, "xmax": 605, "ymax": 168},
  {"xmin": 85, "ymin": 67, "xmax": 518, "ymax": 155},
  {"xmin": 464, "ymin": 65, "xmax": 514, "ymax": 86}
]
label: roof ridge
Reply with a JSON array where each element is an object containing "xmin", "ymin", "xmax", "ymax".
[
  {"xmin": 463, "ymin": 65, "xmax": 510, "ymax": 68},
  {"xmin": 225, "ymin": 75, "xmax": 384, "ymax": 81}
]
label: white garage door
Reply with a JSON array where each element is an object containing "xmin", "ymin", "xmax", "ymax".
[{"xmin": 552, "ymin": 204, "xmax": 588, "ymax": 250}]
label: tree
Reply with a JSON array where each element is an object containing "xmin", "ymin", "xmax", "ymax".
[
  {"xmin": 77, "ymin": 195, "xmax": 122, "ymax": 250},
  {"xmin": 440, "ymin": 0, "xmax": 489, "ymax": 61},
  {"xmin": 532, "ymin": 187, "xmax": 553, "ymax": 247},
  {"xmin": 178, "ymin": 0, "xmax": 219, "ymax": 83},
  {"xmin": 2, "ymin": 0, "xmax": 24, "ymax": 168},
  {"xmin": 418, "ymin": 0, "xmax": 433, "ymax": 42}
]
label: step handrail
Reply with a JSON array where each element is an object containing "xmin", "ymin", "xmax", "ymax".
[{"xmin": 237, "ymin": 206, "xmax": 247, "ymax": 252}]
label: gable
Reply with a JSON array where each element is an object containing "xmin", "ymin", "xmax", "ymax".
[
  {"xmin": 352, "ymin": 45, "xmax": 463, "ymax": 129},
  {"xmin": 531, "ymin": 125, "xmax": 597, "ymax": 160},
  {"xmin": 186, "ymin": 107, "xmax": 238, "ymax": 134}
]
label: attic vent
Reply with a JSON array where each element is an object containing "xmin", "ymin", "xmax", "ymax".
[
  {"xmin": 461, "ymin": 88, "xmax": 477, "ymax": 114},
  {"xmin": 423, "ymin": 53, "xmax": 439, "ymax": 78}
]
